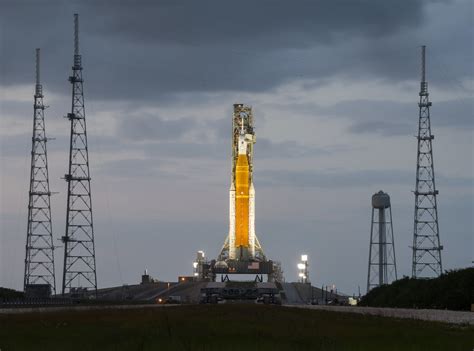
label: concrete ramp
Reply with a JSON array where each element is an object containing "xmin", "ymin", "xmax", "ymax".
[
  {"xmin": 158, "ymin": 282, "xmax": 207, "ymax": 303},
  {"xmin": 281, "ymin": 283, "xmax": 306, "ymax": 304},
  {"xmin": 281, "ymin": 283, "xmax": 345, "ymax": 305}
]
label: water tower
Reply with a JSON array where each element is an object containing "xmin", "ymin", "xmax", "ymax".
[{"xmin": 366, "ymin": 191, "xmax": 397, "ymax": 292}]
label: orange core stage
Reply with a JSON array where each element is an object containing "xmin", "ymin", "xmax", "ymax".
[{"xmin": 235, "ymin": 153, "xmax": 250, "ymax": 248}]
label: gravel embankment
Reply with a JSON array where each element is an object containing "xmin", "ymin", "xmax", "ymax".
[{"xmin": 287, "ymin": 305, "xmax": 474, "ymax": 325}]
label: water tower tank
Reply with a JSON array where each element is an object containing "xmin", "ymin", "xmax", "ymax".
[
  {"xmin": 372, "ymin": 191, "xmax": 390, "ymax": 209},
  {"xmin": 367, "ymin": 190, "xmax": 397, "ymax": 292}
]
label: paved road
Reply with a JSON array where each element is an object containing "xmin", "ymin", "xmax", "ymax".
[
  {"xmin": 285, "ymin": 305, "xmax": 474, "ymax": 325},
  {"xmin": 0, "ymin": 304, "xmax": 184, "ymax": 314},
  {"xmin": 2, "ymin": 303, "xmax": 472, "ymax": 326}
]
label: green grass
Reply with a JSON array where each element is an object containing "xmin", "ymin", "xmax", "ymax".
[{"xmin": 0, "ymin": 304, "xmax": 472, "ymax": 350}]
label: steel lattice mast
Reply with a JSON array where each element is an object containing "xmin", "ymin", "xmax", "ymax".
[
  {"xmin": 23, "ymin": 48, "xmax": 56, "ymax": 295},
  {"xmin": 62, "ymin": 14, "xmax": 97, "ymax": 295},
  {"xmin": 411, "ymin": 45, "xmax": 443, "ymax": 278}
]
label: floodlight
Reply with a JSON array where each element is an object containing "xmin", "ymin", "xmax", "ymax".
[
  {"xmin": 297, "ymin": 263, "xmax": 305, "ymax": 270},
  {"xmin": 301, "ymin": 254, "xmax": 308, "ymax": 262}
]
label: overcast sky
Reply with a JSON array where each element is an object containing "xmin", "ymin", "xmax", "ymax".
[{"xmin": 0, "ymin": 0, "xmax": 473, "ymax": 294}]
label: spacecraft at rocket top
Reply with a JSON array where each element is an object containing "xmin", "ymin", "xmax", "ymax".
[{"xmin": 220, "ymin": 104, "xmax": 265, "ymax": 263}]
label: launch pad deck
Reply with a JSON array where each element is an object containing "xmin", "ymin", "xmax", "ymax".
[
  {"xmin": 200, "ymin": 281, "xmax": 280, "ymax": 304},
  {"xmin": 211, "ymin": 260, "xmax": 274, "ymax": 275},
  {"xmin": 209, "ymin": 259, "xmax": 275, "ymax": 282}
]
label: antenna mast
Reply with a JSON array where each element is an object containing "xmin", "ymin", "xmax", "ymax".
[
  {"xmin": 62, "ymin": 14, "xmax": 98, "ymax": 296},
  {"xmin": 411, "ymin": 45, "xmax": 443, "ymax": 278},
  {"xmin": 23, "ymin": 48, "xmax": 56, "ymax": 297}
]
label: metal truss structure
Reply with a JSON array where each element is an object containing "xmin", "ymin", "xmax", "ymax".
[
  {"xmin": 411, "ymin": 46, "xmax": 443, "ymax": 278},
  {"xmin": 62, "ymin": 14, "xmax": 97, "ymax": 295},
  {"xmin": 23, "ymin": 48, "xmax": 56, "ymax": 295}
]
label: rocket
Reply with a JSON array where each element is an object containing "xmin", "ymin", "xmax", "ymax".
[
  {"xmin": 216, "ymin": 104, "xmax": 267, "ymax": 266},
  {"xmin": 228, "ymin": 116, "xmax": 256, "ymax": 260}
]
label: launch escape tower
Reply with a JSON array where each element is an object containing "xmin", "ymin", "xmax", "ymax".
[
  {"xmin": 366, "ymin": 191, "xmax": 397, "ymax": 292},
  {"xmin": 62, "ymin": 14, "xmax": 97, "ymax": 295},
  {"xmin": 23, "ymin": 48, "xmax": 56, "ymax": 297},
  {"xmin": 214, "ymin": 104, "xmax": 274, "ymax": 281},
  {"xmin": 411, "ymin": 46, "xmax": 443, "ymax": 278}
]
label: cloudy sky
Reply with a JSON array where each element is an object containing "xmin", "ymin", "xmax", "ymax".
[{"xmin": 0, "ymin": 0, "xmax": 472, "ymax": 294}]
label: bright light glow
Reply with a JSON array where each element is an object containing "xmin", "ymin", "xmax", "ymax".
[
  {"xmin": 198, "ymin": 250, "xmax": 205, "ymax": 257},
  {"xmin": 298, "ymin": 272, "xmax": 304, "ymax": 277},
  {"xmin": 193, "ymin": 272, "xmax": 198, "ymax": 277},
  {"xmin": 193, "ymin": 262, "xmax": 198, "ymax": 268},
  {"xmin": 297, "ymin": 263, "xmax": 305, "ymax": 270},
  {"xmin": 301, "ymin": 255, "xmax": 308, "ymax": 262}
]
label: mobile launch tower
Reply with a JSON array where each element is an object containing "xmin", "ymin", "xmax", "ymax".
[{"xmin": 214, "ymin": 104, "xmax": 273, "ymax": 281}]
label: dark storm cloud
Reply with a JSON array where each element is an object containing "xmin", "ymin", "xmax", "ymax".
[
  {"xmin": 118, "ymin": 114, "xmax": 196, "ymax": 141},
  {"xmin": 342, "ymin": 98, "xmax": 474, "ymax": 135},
  {"xmin": 88, "ymin": 1, "xmax": 421, "ymax": 47},
  {"xmin": 0, "ymin": 100, "xmax": 32, "ymax": 121},
  {"xmin": 94, "ymin": 158, "xmax": 185, "ymax": 179},
  {"xmin": 274, "ymin": 97, "xmax": 474, "ymax": 136},
  {"xmin": 256, "ymin": 139, "xmax": 336, "ymax": 158},
  {"xmin": 349, "ymin": 121, "xmax": 411, "ymax": 136},
  {"xmin": 141, "ymin": 137, "xmax": 332, "ymax": 160},
  {"xmin": 207, "ymin": 117, "xmax": 233, "ymax": 141},
  {"xmin": 0, "ymin": 134, "xmax": 31, "ymax": 157},
  {"xmin": 258, "ymin": 169, "xmax": 413, "ymax": 188},
  {"xmin": 2, "ymin": 0, "xmax": 460, "ymax": 101},
  {"xmin": 0, "ymin": 134, "xmax": 81, "ymax": 158},
  {"xmin": 0, "ymin": 132, "xmax": 130, "ymax": 158},
  {"xmin": 257, "ymin": 168, "xmax": 474, "ymax": 188}
]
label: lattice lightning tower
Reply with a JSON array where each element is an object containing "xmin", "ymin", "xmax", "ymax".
[
  {"xmin": 411, "ymin": 45, "xmax": 443, "ymax": 278},
  {"xmin": 62, "ymin": 14, "xmax": 98, "ymax": 295},
  {"xmin": 23, "ymin": 48, "xmax": 56, "ymax": 295}
]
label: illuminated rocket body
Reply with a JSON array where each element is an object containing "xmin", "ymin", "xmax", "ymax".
[
  {"xmin": 235, "ymin": 138, "xmax": 249, "ymax": 248},
  {"xmin": 216, "ymin": 104, "xmax": 267, "ymax": 270},
  {"xmin": 228, "ymin": 105, "xmax": 257, "ymax": 260}
]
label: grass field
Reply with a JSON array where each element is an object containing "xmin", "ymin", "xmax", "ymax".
[{"xmin": 0, "ymin": 304, "xmax": 472, "ymax": 350}]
